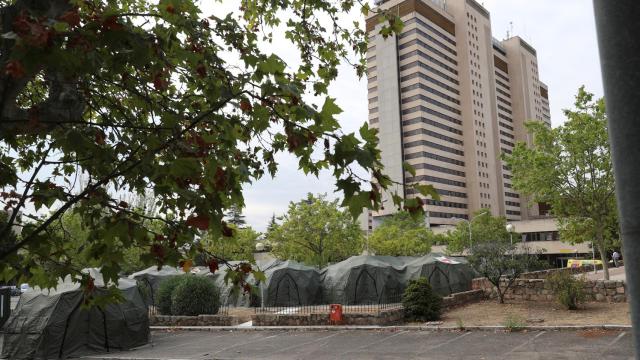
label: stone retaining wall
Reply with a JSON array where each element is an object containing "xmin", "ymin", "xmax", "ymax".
[
  {"xmin": 150, "ymin": 314, "xmax": 237, "ymax": 326},
  {"xmin": 517, "ymin": 266, "xmax": 603, "ymax": 279},
  {"xmin": 442, "ymin": 289, "xmax": 485, "ymax": 310},
  {"xmin": 472, "ymin": 278, "xmax": 626, "ymax": 303},
  {"xmin": 251, "ymin": 308, "xmax": 404, "ymax": 326}
]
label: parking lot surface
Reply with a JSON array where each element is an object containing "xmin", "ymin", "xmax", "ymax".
[{"xmin": 81, "ymin": 329, "xmax": 634, "ymax": 359}]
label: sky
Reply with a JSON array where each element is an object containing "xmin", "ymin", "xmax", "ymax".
[{"xmin": 235, "ymin": 0, "xmax": 605, "ymax": 231}]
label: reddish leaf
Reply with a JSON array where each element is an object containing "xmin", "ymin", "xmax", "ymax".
[
  {"xmin": 150, "ymin": 243, "xmax": 165, "ymax": 260},
  {"xmin": 195, "ymin": 63, "xmax": 207, "ymax": 78},
  {"xmin": 4, "ymin": 60, "xmax": 25, "ymax": 79},
  {"xmin": 59, "ymin": 10, "xmax": 81, "ymax": 27},
  {"xmin": 179, "ymin": 259, "xmax": 193, "ymax": 273},
  {"xmin": 86, "ymin": 276, "xmax": 95, "ymax": 292},
  {"xmin": 186, "ymin": 214, "xmax": 210, "ymax": 230},
  {"xmin": 239, "ymin": 99, "xmax": 252, "ymax": 113},
  {"xmin": 95, "ymin": 130, "xmax": 106, "ymax": 145},
  {"xmin": 102, "ymin": 16, "xmax": 123, "ymax": 31},
  {"xmin": 166, "ymin": 4, "xmax": 176, "ymax": 14},
  {"xmin": 221, "ymin": 221, "xmax": 234, "ymax": 237},
  {"xmin": 240, "ymin": 263, "xmax": 252, "ymax": 274},
  {"xmin": 213, "ymin": 167, "xmax": 227, "ymax": 191},
  {"xmin": 242, "ymin": 283, "xmax": 251, "ymax": 294},
  {"xmin": 118, "ymin": 200, "xmax": 129, "ymax": 208},
  {"xmin": 208, "ymin": 259, "xmax": 219, "ymax": 274},
  {"xmin": 153, "ymin": 72, "xmax": 167, "ymax": 91},
  {"xmin": 12, "ymin": 13, "xmax": 31, "ymax": 36}
]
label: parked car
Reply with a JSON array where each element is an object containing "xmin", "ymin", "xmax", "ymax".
[{"xmin": 19, "ymin": 283, "xmax": 30, "ymax": 293}]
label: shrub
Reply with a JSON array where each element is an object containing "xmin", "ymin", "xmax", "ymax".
[
  {"xmin": 171, "ymin": 276, "xmax": 220, "ymax": 316},
  {"xmin": 156, "ymin": 276, "xmax": 183, "ymax": 315},
  {"xmin": 402, "ymin": 277, "xmax": 443, "ymax": 322},
  {"xmin": 547, "ymin": 271, "xmax": 586, "ymax": 310},
  {"xmin": 503, "ymin": 314, "xmax": 525, "ymax": 331}
]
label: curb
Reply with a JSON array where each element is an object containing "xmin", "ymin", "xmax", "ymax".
[{"xmin": 150, "ymin": 324, "xmax": 632, "ymax": 332}]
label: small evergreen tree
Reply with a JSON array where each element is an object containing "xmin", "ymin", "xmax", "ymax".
[
  {"xmin": 402, "ymin": 278, "xmax": 443, "ymax": 321},
  {"xmin": 225, "ymin": 205, "xmax": 246, "ymax": 228}
]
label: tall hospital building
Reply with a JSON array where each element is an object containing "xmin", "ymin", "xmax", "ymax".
[{"xmin": 365, "ymin": 0, "xmax": 551, "ymax": 230}]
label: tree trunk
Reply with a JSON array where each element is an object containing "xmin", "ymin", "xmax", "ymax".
[{"xmin": 595, "ymin": 226, "xmax": 610, "ymax": 280}]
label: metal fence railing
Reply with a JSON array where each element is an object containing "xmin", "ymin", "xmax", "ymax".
[{"xmin": 253, "ymin": 291, "xmax": 403, "ymax": 315}]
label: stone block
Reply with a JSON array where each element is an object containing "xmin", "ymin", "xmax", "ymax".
[
  {"xmin": 606, "ymin": 289, "xmax": 617, "ymax": 296},
  {"xmin": 613, "ymin": 294, "xmax": 626, "ymax": 303},
  {"xmin": 617, "ymin": 287, "xmax": 625, "ymax": 294},
  {"xmin": 595, "ymin": 293, "xmax": 606, "ymax": 301},
  {"xmin": 605, "ymin": 281, "xmax": 617, "ymax": 289}
]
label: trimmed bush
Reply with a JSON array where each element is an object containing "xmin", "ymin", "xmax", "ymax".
[
  {"xmin": 547, "ymin": 271, "xmax": 586, "ymax": 310},
  {"xmin": 402, "ymin": 277, "xmax": 443, "ymax": 321},
  {"xmin": 157, "ymin": 276, "xmax": 183, "ymax": 315},
  {"xmin": 171, "ymin": 276, "xmax": 220, "ymax": 316}
]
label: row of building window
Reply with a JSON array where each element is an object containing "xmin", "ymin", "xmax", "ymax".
[
  {"xmin": 494, "ymin": 70, "xmax": 509, "ymax": 83},
  {"xmin": 506, "ymin": 210, "xmax": 521, "ymax": 216},
  {"xmin": 406, "ymin": 174, "xmax": 466, "ymax": 188},
  {"xmin": 400, "ymin": 61, "xmax": 459, "ymax": 86},
  {"xmin": 402, "ymin": 82, "xmax": 460, "ymax": 105},
  {"xmin": 403, "ymin": 117, "xmax": 463, "ymax": 136},
  {"xmin": 399, "ymin": 49, "xmax": 458, "ymax": 76},
  {"xmin": 411, "ymin": 162, "xmax": 466, "ymax": 177},
  {"xmin": 499, "ymin": 130, "xmax": 514, "ymax": 139},
  {"xmin": 498, "ymin": 113, "xmax": 513, "ymax": 122},
  {"xmin": 503, "ymin": 173, "xmax": 512, "ymax": 179},
  {"xmin": 497, "ymin": 104, "xmax": 512, "ymax": 114},
  {"xmin": 430, "ymin": 211, "xmax": 468, "ymax": 220},
  {"xmin": 368, "ymin": 96, "xmax": 378, "ymax": 104},
  {"xmin": 400, "ymin": 27, "xmax": 458, "ymax": 56},
  {"xmin": 369, "ymin": 66, "xmax": 377, "ymax": 73},
  {"xmin": 402, "ymin": 93, "xmax": 462, "ymax": 115},
  {"xmin": 403, "ymin": 17, "xmax": 457, "ymax": 46},
  {"xmin": 369, "ymin": 117, "xmax": 379, "ymax": 124},
  {"xmin": 404, "ymin": 127, "xmax": 463, "ymax": 145},
  {"xmin": 505, "ymin": 200, "xmax": 520, "ymax": 207},
  {"xmin": 500, "ymin": 121, "xmax": 514, "ymax": 131},
  {"xmin": 401, "ymin": 72, "xmax": 460, "ymax": 95},
  {"xmin": 399, "ymin": 39, "xmax": 458, "ymax": 67},
  {"xmin": 406, "ymin": 187, "xmax": 466, "ymax": 199},
  {"xmin": 405, "ymin": 150, "xmax": 465, "ymax": 167},
  {"xmin": 426, "ymin": 199, "xmax": 468, "ymax": 209},
  {"xmin": 500, "ymin": 138, "xmax": 515, "ymax": 147},
  {"xmin": 368, "ymin": 86, "xmax": 378, "ymax": 93},
  {"xmin": 370, "ymin": 107, "xmax": 378, "ymax": 114},
  {"xmin": 496, "ymin": 87, "xmax": 511, "ymax": 99},
  {"xmin": 497, "ymin": 96, "xmax": 512, "ymax": 107},
  {"xmin": 522, "ymin": 231, "xmax": 559, "ymax": 242},
  {"xmin": 501, "ymin": 147, "xmax": 512, "ymax": 155},
  {"xmin": 495, "ymin": 78, "xmax": 510, "ymax": 90},
  {"xmin": 505, "ymin": 191, "xmax": 520, "ymax": 198},
  {"xmin": 402, "ymin": 105, "xmax": 462, "ymax": 126},
  {"xmin": 404, "ymin": 139, "xmax": 465, "ymax": 157}
]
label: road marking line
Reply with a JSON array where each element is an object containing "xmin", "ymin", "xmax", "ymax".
[
  {"xmin": 600, "ymin": 331, "xmax": 627, "ymax": 356},
  {"xmin": 337, "ymin": 330, "xmax": 408, "ymax": 357},
  {"xmin": 268, "ymin": 331, "xmax": 345, "ymax": 354},
  {"xmin": 426, "ymin": 331, "xmax": 472, "ymax": 351},
  {"xmin": 503, "ymin": 331, "xmax": 546, "ymax": 355},
  {"xmin": 211, "ymin": 333, "xmax": 280, "ymax": 355}
]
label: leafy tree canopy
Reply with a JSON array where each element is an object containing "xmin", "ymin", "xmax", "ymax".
[
  {"xmin": 444, "ymin": 209, "xmax": 513, "ymax": 254},
  {"xmin": 269, "ymin": 193, "xmax": 363, "ymax": 267},
  {"xmin": 224, "ymin": 205, "xmax": 246, "ymax": 228},
  {"xmin": 201, "ymin": 225, "xmax": 259, "ymax": 263},
  {"xmin": 0, "ymin": 0, "xmax": 423, "ymax": 298},
  {"xmin": 368, "ymin": 211, "xmax": 432, "ymax": 256},
  {"xmin": 504, "ymin": 87, "xmax": 616, "ymax": 279}
]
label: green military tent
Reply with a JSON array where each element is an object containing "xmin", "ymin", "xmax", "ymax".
[{"xmin": 0, "ymin": 269, "xmax": 149, "ymax": 360}]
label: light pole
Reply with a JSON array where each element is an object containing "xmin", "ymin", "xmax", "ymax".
[
  {"xmin": 506, "ymin": 223, "xmax": 515, "ymax": 247},
  {"xmin": 453, "ymin": 211, "xmax": 489, "ymax": 249}
]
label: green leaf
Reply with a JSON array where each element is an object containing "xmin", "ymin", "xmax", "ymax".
[
  {"xmin": 414, "ymin": 184, "xmax": 440, "ymax": 200},
  {"xmin": 403, "ymin": 162, "xmax": 416, "ymax": 177}
]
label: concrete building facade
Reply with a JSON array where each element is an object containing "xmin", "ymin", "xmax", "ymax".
[{"xmin": 365, "ymin": 0, "xmax": 551, "ymax": 230}]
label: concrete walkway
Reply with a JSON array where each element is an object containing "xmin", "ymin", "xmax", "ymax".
[
  {"xmin": 81, "ymin": 329, "xmax": 634, "ymax": 359},
  {"xmin": 578, "ymin": 266, "xmax": 626, "ymax": 281}
]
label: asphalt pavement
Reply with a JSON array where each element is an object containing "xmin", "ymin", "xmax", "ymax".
[{"xmin": 81, "ymin": 329, "xmax": 634, "ymax": 360}]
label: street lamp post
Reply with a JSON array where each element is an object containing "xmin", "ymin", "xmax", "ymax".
[
  {"xmin": 452, "ymin": 211, "xmax": 489, "ymax": 249},
  {"xmin": 506, "ymin": 223, "xmax": 515, "ymax": 247}
]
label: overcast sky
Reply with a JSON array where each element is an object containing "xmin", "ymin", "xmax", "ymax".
[{"xmin": 239, "ymin": 0, "xmax": 605, "ymax": 231}]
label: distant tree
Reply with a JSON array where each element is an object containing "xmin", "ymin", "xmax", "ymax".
[
  {"xmin": 468, "ymin": 242, "xmax": 544, "ymax": 304},
  {"xmin": 504, "ymin": 87, "xmax": 616, "ymax": 279},
  {"xmin": 225, "ymin": 205, "xmax": 246, "ymax": 228},
  {"xmin": 368, "ymin": 211, "xmax": 432, "ymax": 256},
  {"xmin": 202, "ymin": 226, "xmax": 259, "ymax": 263},
  {"xmin": 266, "ymin": 213, "xmax": 278, "ymax": 234},
  {"xmin": 445, "ymin": 209, "xmax": 512, "ymax": 254},
  {"xmin": 270, "ymin": 194, "xmax": 363, "ymax": 267}
]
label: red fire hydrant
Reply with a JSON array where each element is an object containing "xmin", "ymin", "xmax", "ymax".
[{"xmin": 329, "ymin": 304, "xmax": 343, "ymax": 324}]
